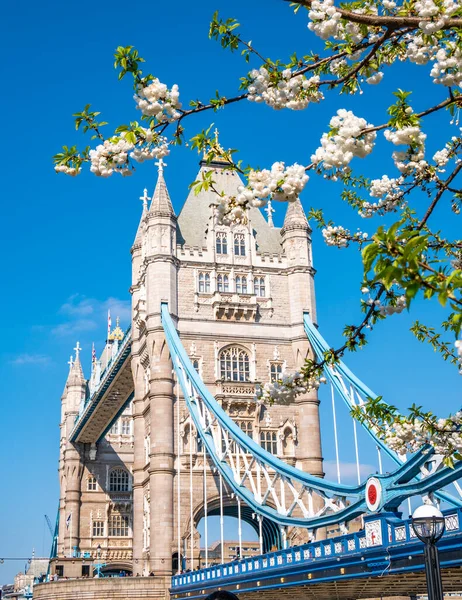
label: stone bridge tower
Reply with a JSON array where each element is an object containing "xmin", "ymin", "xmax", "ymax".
[{"xmin": 54, "ymin": 154, "xmax": 323, "ymax": 595}]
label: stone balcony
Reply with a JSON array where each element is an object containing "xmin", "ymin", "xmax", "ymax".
[
  {"xmin": 212, "ymin": 292, "xmax": 258, "ymax": 320},
  {"xmin": 216, "ymin": 381, "xmax": 256, "ymax": 397}
]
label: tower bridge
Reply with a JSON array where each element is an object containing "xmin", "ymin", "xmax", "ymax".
[{"xmin": 41, "ymin": 154, "xmax": 462, "ymax": 600}]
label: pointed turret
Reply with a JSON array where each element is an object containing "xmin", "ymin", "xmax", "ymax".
[
  {"xmin": 149, "ymin": 159, "xmax": 175, "ymax": 217},
  {"xmin": 281, "ymin": 198, "xmax": 310, "ymax": 233},
  {"xmin": 133, "ymin": 188, "xmax": 150, "ymax": 246},
  {"xmin": 65, "ymin": 342, "xmax": 85, "ymax": 388}
]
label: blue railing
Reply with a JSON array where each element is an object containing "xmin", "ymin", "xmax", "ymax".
[{"xmin": 171, "ymin": 508, "xmax": 462, "ymax": 590}]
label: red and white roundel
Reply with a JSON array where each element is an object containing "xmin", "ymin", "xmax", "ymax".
[{"xmin": 365, "ymin": 477, "xmax": 382, "ymax": 512}]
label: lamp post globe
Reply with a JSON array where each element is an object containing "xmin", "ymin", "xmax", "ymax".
[
  {"xmin": 411, "ymin": 504, "xmax": 445, "ymax": 543},
  {"xmin": 411, "ymin": 504, "xmax": 445, "ymax": 600}
]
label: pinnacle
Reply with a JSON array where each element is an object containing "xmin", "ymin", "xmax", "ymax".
[
  {"xmin": 149, "ymin": 171, "xmax": 175, "ymax": 217},
  {"xmin": 282, "ymin": 198, "xmax": 309, "ymax": 230},
  {"xmin": 66, "ymin": 349, "xmax": 85, "ymax": 387}
]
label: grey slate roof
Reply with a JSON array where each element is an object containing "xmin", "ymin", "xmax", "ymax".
[{"xmin": 177, "ymin": 164, "xmax": 283, "ymax": 254}]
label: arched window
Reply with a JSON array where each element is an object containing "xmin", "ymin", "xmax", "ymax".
[
  {"xmin": 235, "ymin": 275, "xmax": 248, "ymax": 294},
  {"xmin": 254, "ymin": 277, "xmax": 266, "ymax": 297},
  {"xmin": 217, "ymin": 274, "xmax": 229, "ymax": 293},
  {"xmin": 108, "ymin": 513, "xmax": 129, "ymax": 536},
  {"xmin": 219, "ymin": 347, "xmax": 250, "ymax": 382},
  {"xmin": 260, "ymin": 430, "xmax": 278, "ymax": 454},
  {"xmin": 109, "ymin": 468, "xmax": 129, "ymax": 492},
  {"xmin": 270, "ymin": 362, "xmax": 283, "ymax": 382},
  {"xmin": 216, "ymin": 232, "xmax": 228, "ymax": 255},
  {"xmin": 234, "ymin": 233, "xmax": 246, "ymax": 256},
  {"xmin": 192, "ymin": 359, "xmax": 200, "ymax": 374},
  {"xmin": 198, "ymin": 272, "xmax": 211, "ymax": 293},
  {"xmin": 238, "ymin": 420, "xmax": 253, "ymax": 438}
]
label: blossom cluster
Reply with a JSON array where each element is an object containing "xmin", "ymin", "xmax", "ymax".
[
  {"xmin": 312, "ymin": 109, "xmax": 376, "ymax": 169},
  {"xmin": 54, "ymin": 164, "xmax": 80, "ymax": 176},
  {"xmin": 378, "ymin": 295, "xmax": 406, "ymax": 316},
  {"xmin": 89, "ymin": 137, "xmax": 135, "ymax": 177},
  {"xmin": 307, "ymin": 0, "xmax": 363, "ymax": 43},
  {"xmin": 431, "ymin": 44, "xmax": 462, "ymax": 87},
  {"xmin": 360, "ymin": 175, "xmax": 404, "ymax": 217},
  {"xmin": 134, "ymin": 79, "xmax": 181, "ymax": 122},
  {"xmin": 382, "ymin": 412, "xmax": 462, "ymax": 457},
  {"xmin": 415, "ymin": 0, "xmax": 460, "ymax": 34},
  {"xmin": 384, "ymin": 126, "xmax": 427, "ymax": 174},
  {"xmin": 87, "ymin": 130, "xmax": 170, "ymax": 177},
  {"xmin": 256, "ymin": 372, "xmax": 326, "ymax": 405},
  {"xmin": 404, "ymin": 33, "xmax": 437, "ymax": 65},
  {"xmin": 216, "ymin": 162, "xmax": 309, "ymax": 224},
  {"xmin": 322, "ymin": 225, "xmax": 350, "ymax": 247},
  {"xmin": 130, "ymin": 131, "xmax": 169, "ymax": 163},
  {"xmin": 247, "ymin": 67, "xmax": 324, "ymax": 110}
]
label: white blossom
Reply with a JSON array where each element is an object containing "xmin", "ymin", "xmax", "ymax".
[
  {"xmin": 134, "ymin": 79, "xmax": 181, "ymax": 122},
  {"xmin": 256, "ymin": 372, "xmax": 326, "ymax": 404},
  {"xmin": 384, "ymin": 126, "xmax": 427, "ymax": 174},
  {"xmin": 247, "ymin": 67, "xmax": 324, "ymax": 110},
  {"xmin": 312, "ymin": 109, "xmax": 376, "ymax": 169},
  {"xmin": 360, "ymin": 175, "xmax": 404, "ymax": 217},
  {"xmin": 378, "ymin": 295, "xmax": 407, "ymax": 316},
  {"xmin": 431, "ymin": 44, "xmax": 462, "ymax": 87},
  {"xmin": 54, "ymin": 164, "xmax": 80, "ymax": 176},
  {"xmin": 322, "ymin": 225, "xmax": 350, "ymax": 247},
  {"xmin": 216, "ymin": 162, "xmax": 309, "ymax": 224},
  {"xmin": 366, "ymin": 72, "xmax": 384, "ymax": 85},
  {"xmin": 433, "ymin": 147, "xmax": 450, "ymax": 167},
  {"xmin": 89, "ymin": 136, "xmax": 135, "ymax": 177}
]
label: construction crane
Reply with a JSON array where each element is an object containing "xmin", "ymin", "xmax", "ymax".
[{"xmin": 44, "ymin": 515, "xmax": 53, "ymax": 538}]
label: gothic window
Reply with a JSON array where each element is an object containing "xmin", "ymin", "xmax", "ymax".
[
  {"xmin": 87, "ymin": 476, "xmax": 97, "ymax": 491},
  {"xmin": 260, "ymin": 430, "xmax": 278, "ymax": 454},
  {"xmin": 219, "ymin": 347, "xmax": 250, "ymax": 382},
  {"xmin": 235, "ymin": 275, "xmax": 248, "ymax": 294},
  {"xmin": 234, "ymin": 233, "xmax": 246, "ymax": 256},
  {"xmin": 109, "ymin": 468, "xmax": 130, "ymax": 492},
  {"xmin": 108, "ymin": 513, "xmax": 129, "ymax": 537},
  {"xmin": 270, "ymin": 362, "xmax": 283, "ymax": 382},
  {"xmin": 217, "ymin": 274, "xmax": 229, "ymax": 293},
  {"xmin": 92, "ymin": 521, "xmax": 105, "ymax": 537},
  {"xmin": 192, "ymin": 359, "xmax": 200, "ymax": 374},
  {"xmin": 254, "ymin": 277, "xmax": 266, "ymax": 297},
  {"xmin": 121, "ymin": 418, "xmax": 131, "ymax": 436},
  {"xmin": 198, "ymin": 272, "xmax": 211, "ymax": 293},
  {"xmin": 109, "ymin": 421, "xmax": 119, "ymax": 435},
  {"xmin": 216, "ymin": 232, "xmax": 228, "ymax": 255},
  {"xmin": 237, "ymin": 420, "xmax": 253, "ymax": 438}
]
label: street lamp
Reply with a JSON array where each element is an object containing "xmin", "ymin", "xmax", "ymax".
[{"xmin": 411, "ymin": 504, "xmax": 445, "ymax": 600}]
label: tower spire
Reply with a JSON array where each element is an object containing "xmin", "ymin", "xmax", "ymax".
[
  {"xmin": 149, "ymin": 160, "xmax": 175, "ymax": 216},
  {"xmin": 65, "ymin": 343, "xmax": 85, "ymax": 387},
  {"xmin": 282, "ymin": 198, "xmax": 310, "ymax": 232}
]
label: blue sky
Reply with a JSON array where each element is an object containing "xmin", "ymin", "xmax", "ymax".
[{"xmin": 1, "ymin": 0, "xmax": 461, "ymax": 585}]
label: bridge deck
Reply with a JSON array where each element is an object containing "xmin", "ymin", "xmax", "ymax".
[
  {"xmin": 70, "ymin": 334, "xmax": 133, "ymax": 444},
  {"xmin": 171, "ymin": 510, "xmax": 462, "ymax": 600}
]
